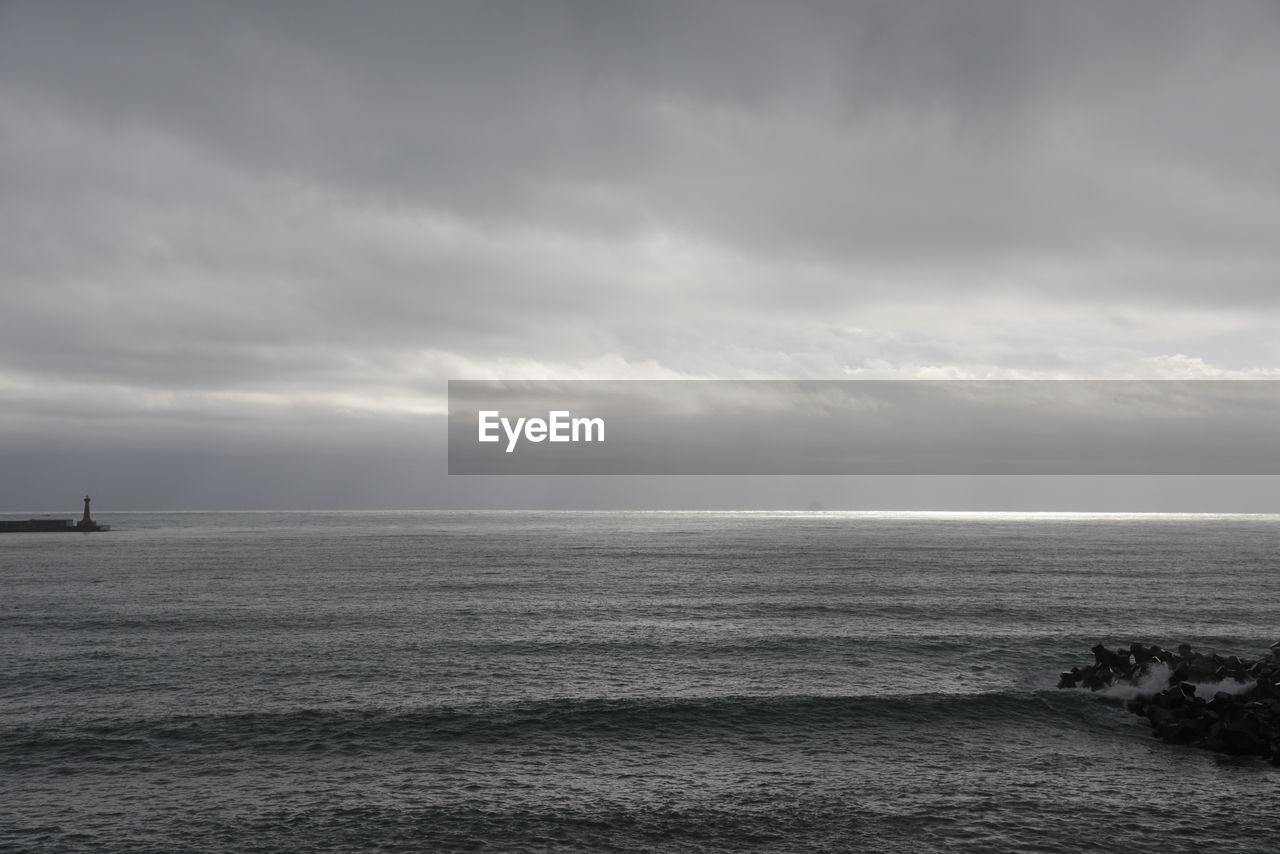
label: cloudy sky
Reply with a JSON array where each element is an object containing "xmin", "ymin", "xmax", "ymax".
[{"xmin": 3, "ymin": 1, "xmax": 1279, "ymax": 510}]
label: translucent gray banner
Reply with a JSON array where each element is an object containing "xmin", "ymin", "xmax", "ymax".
[{"xmin": 447, "ymin": 380, "xmax": 1280, "ymax": 475}]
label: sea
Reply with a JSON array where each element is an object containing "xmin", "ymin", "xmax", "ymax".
[{"xmin": 2, "ymin": 510, "xmax": 1278, "ymax": 853}]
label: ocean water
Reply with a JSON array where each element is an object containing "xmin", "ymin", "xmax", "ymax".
[{"xmin": 2, "ymin": 510, "xmax": 1278, "ymax": 853}]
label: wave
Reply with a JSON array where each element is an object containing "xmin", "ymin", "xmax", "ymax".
[{"xmin": 1, "ymin": 689, "xmax": 1125, "ymax": 767}]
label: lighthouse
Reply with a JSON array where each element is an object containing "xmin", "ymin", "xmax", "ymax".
[{"xmin": 75, "ymin": 495, "xmax": 109, "ymax": 531}]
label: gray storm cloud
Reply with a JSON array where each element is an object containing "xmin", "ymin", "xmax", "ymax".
[{"xmin": 1, "ymin": 1, "xmax": 1279, "ymax": 508}]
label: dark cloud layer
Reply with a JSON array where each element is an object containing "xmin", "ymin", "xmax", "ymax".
[{"xmin": 2, "ymin": 1, "xmax": 1279, "ymax": 507}]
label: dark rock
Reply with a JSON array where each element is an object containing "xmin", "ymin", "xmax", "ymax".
[
  {"xmin": 1092, "ymin": 643, "xmax": 1132, "ymax": 669},
  {"xmin": 1058, "ymin": 641, "xmax": 1280, "ymax": 763}
]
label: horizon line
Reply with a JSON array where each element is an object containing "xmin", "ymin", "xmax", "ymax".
[{"xmin": 4, "ymin": 508, "xmax": 1280, "ymax": 518}]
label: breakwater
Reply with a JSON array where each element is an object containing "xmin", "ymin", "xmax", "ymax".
[{"xmin": 1059, "ymin": 641, "xmax": 1280, "ymax": 762}]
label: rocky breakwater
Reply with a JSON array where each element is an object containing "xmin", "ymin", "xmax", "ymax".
[{"xmin": 1058, "ymin": 641, "xmax": 1280, "ymax": 763}]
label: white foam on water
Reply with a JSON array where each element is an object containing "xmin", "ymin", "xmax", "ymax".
[
  {"xmin": 1097, "ymin": 662, "xmax": 1257, "ymax": 700},
  {"xmin": 1190, "ymin": 678, "xmax": 1256, "ymax": 699},
  {"xmin": 1099, "ymin": 663, "xmax": 1175, "ymax": 700}
]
